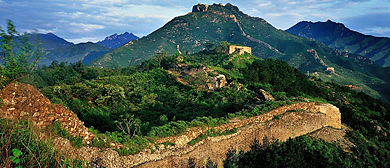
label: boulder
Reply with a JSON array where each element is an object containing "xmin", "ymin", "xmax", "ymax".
[{"xmin": 257, "ymin": 89, "xmax": 275, "ymax": 101}]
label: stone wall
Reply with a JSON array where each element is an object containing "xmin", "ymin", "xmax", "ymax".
[
  {"xmin": 0, "ymin": 83, "xmax": 94, "ymax": 143},
  {"xmin": 71, "ymin": 102, "xmax": 341, "ymax": 168},
  {"xmin": 0, "ymin": 82, "xmax": 342, "ymax": 167},
  {"xmin": 228, "ymin": 45, "xmax": 252, "ymax": 55}
]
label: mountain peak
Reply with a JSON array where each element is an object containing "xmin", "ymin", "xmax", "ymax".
[
  {"xmin": 287, "ymin": 20, "xmax": 390, "ymax": 67},
  {"xmin": 97, "ymin": 32, "xmax": 139, "ymax": 48},
  {"xmin": 191, "ymin": 3, "xmax": 240, "ymax": 13}
]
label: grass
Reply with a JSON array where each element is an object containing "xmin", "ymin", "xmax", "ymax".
[
  {"xmin": 188, "ymin": 128, "xmax": 238, "ymax": 146},
  {"xmin": 0, "ymin": 118, "xmax": 86, "ymax": 167}
]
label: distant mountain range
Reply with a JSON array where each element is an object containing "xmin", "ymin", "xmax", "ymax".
[
  {"xmin": 28, "ymin": 33, "xmax": 74, "ymax": 50},
  {"xmin": 39, "ymin": 42, "xmax": 111, "ymax": 65},
  {"xmin": 97, "ymin": 32, "xmax": 139, "ymax": 48},
  {"xmin": 88, "ymin": 3, "xmax": 390, "ymax": 103},
  {"xmin": 19, "ymin": 32, "xmax": 138, "ymax": 65},
  {"xmin": 286, "ymin": 20, "xmax": 390, "ymax": 67}
]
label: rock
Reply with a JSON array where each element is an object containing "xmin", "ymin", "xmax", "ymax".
[
  {"xmin": 0, "ymin": 82, "xmax": 95, "ymax": 143},
  {"xmin": 206, "ymin": 74, "xmax": 226, "ymax": 90},
  {"xmin": 257, "ymin": 89, "xmax": 275, "ymax": 101},
  {"xmin": 192, "ymin": 3, "xmax": 209, "ymax": 12}
]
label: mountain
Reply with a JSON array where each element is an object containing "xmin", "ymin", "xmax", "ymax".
[
  {"xmin": 97, "ymin": 32, "xmax": 139, "ymax": 48},
  {"xmin": 17, "ymin": 46, "xmax": 390, "ymax": 167},
  {"xmin": 39, "ymin": 42, "xmax": 111, "ymax": 65},
  {"xmin": 28, "ymin": 33, "xmax": 74, "ymax": 50},
  {"xmin": 286, "ymin": 20, "xmax": 390, "ymax": 67},
  {"xmin": 88, "ymin": 3, "xmax": 390, "ymax": 103}
]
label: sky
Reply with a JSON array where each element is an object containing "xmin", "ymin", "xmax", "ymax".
[{"xmin": 1, "ymin": 0, "xmax": 389, "ymax": 44}]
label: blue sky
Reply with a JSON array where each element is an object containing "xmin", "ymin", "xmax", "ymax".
[{"xmin": 1, "ymin": 0, "xmax": 389, "ymax": 43}]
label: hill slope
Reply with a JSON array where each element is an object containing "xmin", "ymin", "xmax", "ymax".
[
  {"xmin": 97, "ymin": 32, "xmax": 139, "ymax": 48},
  {"xmin": 39, "ymin": 42, "xmax": 111, "ymax": 65},
  {"xmin": 20, "ymin": 48, "xmax": 390, "ymax": 167},
  {"xmin": 88, "ymin": 3, "xmax": 390, "ymax": 103},
  {"xmin": 286, "ymin": 20, "xmax": 390, "ymax": 67},
  {"xmin": 28, "ymin": 33, "xmax": 74, "ymax": 51}
]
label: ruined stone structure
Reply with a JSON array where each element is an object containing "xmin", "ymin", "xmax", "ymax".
[
  {"xmin": 228, "ymin": 45, "xmax": 252, "ymax": 55},
  {"xmin": 192, "ymin": 3, "xmax": 209, "ymax": 12},
  {"xmin": 326, "ymin": 67, "xmax": 335, "ymax": 73},
  {"xmin": 0, "ymin": 83, "xmax": 94, "ymax": 143},
  {"xmin": 206, "ymin": 74, "xmax": 226, "ymax": 90}
]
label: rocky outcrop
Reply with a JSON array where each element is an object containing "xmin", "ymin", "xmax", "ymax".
[
  {"xmin": 206, "ymin": 74, "xmax": 226, "ymax": 90},
  {"xmin": 307, "ymin": 49, "xmax": 327, "ymax": 66},
  {"xmin": 257, "ymin": 89, "xmax": 275, "ymax": 101},
  {"xmin": 192, "ymin": 3, "xmax": 209, "ymax": 12},
  {"xmin": 168, "ymin": 63, "xmax": 227, "ymax": 91},
  {"xmin": 0, "ymin": 83, "xmax": 94, "ymax": 143}
]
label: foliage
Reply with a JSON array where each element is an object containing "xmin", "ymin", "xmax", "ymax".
[
  {"xmin": 0, "ymin": 20, "xmax": 44, "ymax": 87},
  {"xmin": 10, "ymin": 148, "xmax": 23, "ymax": 168},
  {"xmin": 225, "ymin": 136, "xmax": 354, "ymax": 168},
  {"xmin": 21, "ymin": 47, "xmax": 390, "ymax": 164},
  {"xmin": 114, "ymin": 114, "xmax": 141, "ymax": 138},
  {"xmin": 51, "ymin": 121, "xmax": 83, "ymax": 148},
  {"xmin": 188, "ymin": 128, "xmax": 237, "ymax": 146},
  {"xmin": 0, "ymin": 118, "xmax": 85, "ymax": 167}
]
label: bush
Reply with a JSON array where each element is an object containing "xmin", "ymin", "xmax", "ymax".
[{"xmin": 0, "ymin": 118, "xmax": 85, "ymax": 167}]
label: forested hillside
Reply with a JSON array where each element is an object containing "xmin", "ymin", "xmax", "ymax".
[
  {"xmin": 287, "ymin": 20, "xmax": 390, "ymax": 67},
  {"xmin": 18, "ymin": 43, "xmax": 390, "ymax": 167},
  {"xmin": 88, "ymin": 3, "xmax": 390, "ymax": 105}
]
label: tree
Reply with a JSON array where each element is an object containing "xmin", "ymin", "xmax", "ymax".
[
  {"xmin": 114, "ymin": 114, "xmax": 141, "ymax": 138},
  {"xmin": 204, "ymin": 42, "xmax": 214, "ymax": 51},
  {"xmin": 0, "ymin": 20, "xmax": 44, "ymax": 87},
  {"xmin": 154, "ymin": 51, "xmax": 167, "ymax": 68}
]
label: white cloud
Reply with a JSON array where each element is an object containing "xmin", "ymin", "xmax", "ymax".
[
  {"xmin": 359, "ymin": 27, "xmax": 390, "ymax": 37},
  {"xmin": 66, "ymin": 36, "xmax": 101, "ymax": 43},
  {"xmin": 21, "ymin": 28, "xmax": 58, "ymax": 34},
  {"xmin": 2, "ymin": 0, "xmax": 390, "ymax": 43},
  {"xmin": 69, "ymin": 22, "xmax": 105, "ymax": 32}
]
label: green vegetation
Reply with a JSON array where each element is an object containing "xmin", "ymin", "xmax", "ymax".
[
  {"xmin": 188, "ymin": 128, "xmax": 237, "ymax": 146},
  {"xmin": 38, "ymin": 42, "xmax": 111, "ymax": 65},
  {"xmin": 287, "ymin": 20, "xmax": 390, "ymax": 67},
  {"xmin": 51, "ymin": 121, "xmax": 83, "ymax": 148},
  {"xmin": 224, "ymin": 136, "xmax": 354, "ymax": 168},
  {"xmin": 1, "ymin": 18, "xmax": 389, "ymax": 166},
  {"xmin": 20, "ymin": 44, "xmax": 389, "ymax": 162},
  {"xmin": 88, "ymin": 3, "xmax": 390, "ymax": 105},
  {"xmin": 0, "ymin": 20, "xmax": 44, "ymax": 87},
  {"xmin": 0, "ymin": 118, "xmax": 85, "ymax": 167}
]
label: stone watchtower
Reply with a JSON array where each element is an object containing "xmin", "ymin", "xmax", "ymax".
[{"xmin": 228, "ymin": 45, "xmax": 252, "ymax": 55}]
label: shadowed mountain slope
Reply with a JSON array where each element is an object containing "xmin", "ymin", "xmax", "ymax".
[{"xmin": 286, "ymin": 20, "xmax": 390, "ymax": 67}]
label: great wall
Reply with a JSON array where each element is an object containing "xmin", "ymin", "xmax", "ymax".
[{"xmin": 0, "ymin": 83, "xmax": 343, "ymax": 167}]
